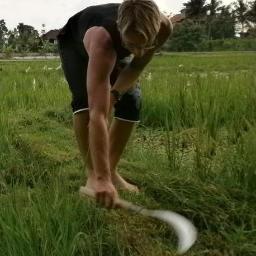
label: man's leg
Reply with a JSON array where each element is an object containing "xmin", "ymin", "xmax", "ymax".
[{"xmin": 109, "ymin": 118, "xmax": 139, "ymax": 192}]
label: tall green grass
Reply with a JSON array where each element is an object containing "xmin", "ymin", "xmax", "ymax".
[{"xmin": 1, "ymin": 53, "xmax": 256, "ymax": 255}]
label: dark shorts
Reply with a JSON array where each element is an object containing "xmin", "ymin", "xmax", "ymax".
[{"xmin": 57, "ymin": 35, "xmax": 142, "ymax": 122}]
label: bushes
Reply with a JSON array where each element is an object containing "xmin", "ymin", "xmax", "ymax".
[
  {"xmin": 199, "ymin": 38, "xmax": 256, "ymax": 51},
  {"xmin": 163, "ymin": 17, "xmax": 256, "ymax": 52},
  {"xmin": 163, "ymin": 20, "xmax": 207, "ymax": 52},
  {"xmin": 164, "ymin": 26, "xmax": 256, "ymax": 51},
  {"xmin": 1, "ymin": 46, "xmax": 14, "ymax": 59}
]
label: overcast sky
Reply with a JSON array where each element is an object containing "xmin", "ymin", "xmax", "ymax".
[{"xmin": 1, "ymin": 0, "xmax": 234, "ymax": 33}]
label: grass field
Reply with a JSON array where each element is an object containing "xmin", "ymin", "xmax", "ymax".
[{"xmin": 0, "ymin": 52, "xmax": 256, "ymax": 255}]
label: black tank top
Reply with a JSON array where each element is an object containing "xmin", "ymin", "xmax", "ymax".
[{"xmin": 59, "ymin": 3, "xmax": 131, "ymax": 60}]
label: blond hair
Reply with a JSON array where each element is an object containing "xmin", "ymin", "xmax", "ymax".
[{"xmin": 117, "ymin": 0, "xmax": 161, "ymax": 44}]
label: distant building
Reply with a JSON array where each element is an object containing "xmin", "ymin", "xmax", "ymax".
[
  {"xmin": 42, "ymin": 30, "xmax": 60, "ymax": 44},
  {"xmin": 170, "ymin": 13, "xmax": 186, "ymax": 24}
]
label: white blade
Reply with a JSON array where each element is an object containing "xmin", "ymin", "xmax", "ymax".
[{"xmin": 149, "ymin": 210, "xmax": 197, "ymax": 254}]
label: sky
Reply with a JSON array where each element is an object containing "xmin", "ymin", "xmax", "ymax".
[{"xmin": 1, "ymin": 0, "xmax": 234, "ymax": 33}]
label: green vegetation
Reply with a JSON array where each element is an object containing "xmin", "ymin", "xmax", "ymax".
[
  {"xmin": 164, "ymin": 0, "xmax": 256, "ymax": 52},
  {"xmin": 199, "ymin": 38, "xmax": 256, "ymax": 51},
  {"xmin": 1, "ymin": 52, "xmax": 256, "ymax": 255}
]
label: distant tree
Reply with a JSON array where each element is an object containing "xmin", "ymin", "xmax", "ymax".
[
  {"xmin": 0, "ymin": 19, "xmax": 8, "ymax": 50},
  {"xmin": 246, "ymin": 0, "xmax": 256, "ymax": 37},
  {"xmin": 183, "ymin": 0, "xmax": 208, "ymax": 20},
  {"xmin": 233, "ymin": 0, "xmax": 249, "ymax": 35},
  {"xmin": 6, "ymin": 29, "xmax": 18, "ymax": 50},
  {"xmin": 16, "ymin": 23, "xmax": 40, "ymax": 52},
  {"xmin": 207, "ymin": 0, "xmax": 222, "ymax": 16},
  {"xmin": 165, "ymin": 20, "xmax": 206, "ymax": 51},
  {"xmin": 209, "ymin": 5, "xmax": 236, "ymax": 39},
  {"xmin": 247, "ymin": 0, "xmax": 256, "ymax": 24},
  {"xmin": 205, "ymin": 0, "xmax": 223, "ymax": 39},
  {"xmin": 41, "ymin": 24, "xmax": 46, "ymax": 36}
]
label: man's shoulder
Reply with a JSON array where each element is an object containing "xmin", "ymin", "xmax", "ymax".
[{"xmin": 84, "ymin": 27, "xmax": 114, "ymax": 52}]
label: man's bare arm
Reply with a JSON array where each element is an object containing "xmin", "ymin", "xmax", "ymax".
[
  {"xmin": 111, "ymin": 51, "xmax": 154, "ymax": 93},
  {"xmin": 84, "ymin": 27, "xmax": 117, "ymax": 180}
]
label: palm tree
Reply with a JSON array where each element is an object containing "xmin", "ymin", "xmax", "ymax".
[
  {"xmin": 183, "ymin": 0, "xmax": 208, "ymax": 20},
  {"xmin": 233, "ymin": 0, "xmax": 249, "ymax": 34},
  {"xmin": 206, "ymin": 0, "xmax": 222, "ymax": 39},
  {"xmin": 0, "ymin": 20, "xmax": 8, "ymax": 48},
  {"xmin": 207, "ymin": 0, "xmax": 222, "ymax": 16},
  {"xmin": 246, "ymin": 0, "xmax": 256, "ymax": 37},
  {"xmin": 247, "ymin": 0, "xmax": 256, "ymax": 24}
]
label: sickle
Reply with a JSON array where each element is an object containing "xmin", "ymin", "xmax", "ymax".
[{"xmin": 79, "ymin": 186, "xmax": 197, "ymax": 254}]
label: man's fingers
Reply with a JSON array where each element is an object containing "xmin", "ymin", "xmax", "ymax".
[
  {"xmin": 96, "ymin": 192, "xmax": 115, "ymax": 209},
  {"xmin": 80, "ymin": 186, "xmax": 118, "ymax": 209}
]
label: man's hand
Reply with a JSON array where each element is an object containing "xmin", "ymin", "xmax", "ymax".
[{"xmin": 88, "ymin": 176, "xmax": 119, "ymax": 209}]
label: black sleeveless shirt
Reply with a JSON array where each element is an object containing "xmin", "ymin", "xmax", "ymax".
[{"xmin": 59, "ymin": 3, "xmax": 131, "ymax": 60}]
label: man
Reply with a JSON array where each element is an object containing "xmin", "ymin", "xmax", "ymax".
[{"xmin": 57, "ymin": 0, "xmax": 172, "ymax": 208}]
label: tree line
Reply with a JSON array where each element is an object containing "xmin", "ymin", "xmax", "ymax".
[
  {"xmin": 166, "ymin": 0, "xmax": 256, "ymax": 51},
  {"xmin": 0, "ymin": 0, "xmax": 256, "ymax": 54},
  {"xmin": 0, "ymin": 22, "xmax": 57, "ymax": 55}
]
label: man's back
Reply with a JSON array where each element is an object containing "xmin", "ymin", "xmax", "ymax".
[{"xmin": 58, "ymin": 4, "xmax": 131, "ymax": 59}]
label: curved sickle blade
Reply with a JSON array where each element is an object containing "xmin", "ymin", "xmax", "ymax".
[
  {"xmin": 79, "ymin": 186, "xmax": 197, "ymax": 254},
  {"xmin": 149, "ymin": 209, "xmax": 197, "ymax": 254}
]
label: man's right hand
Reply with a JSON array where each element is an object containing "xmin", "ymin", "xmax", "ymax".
[{"xmin": 86, "ymin": 176, "xmax": 119, "ymax": 209}]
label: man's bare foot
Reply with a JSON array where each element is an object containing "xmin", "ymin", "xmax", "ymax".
[{"xmin": 112, "ymin": 173, "xmax": 139, "ymax": 193}]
